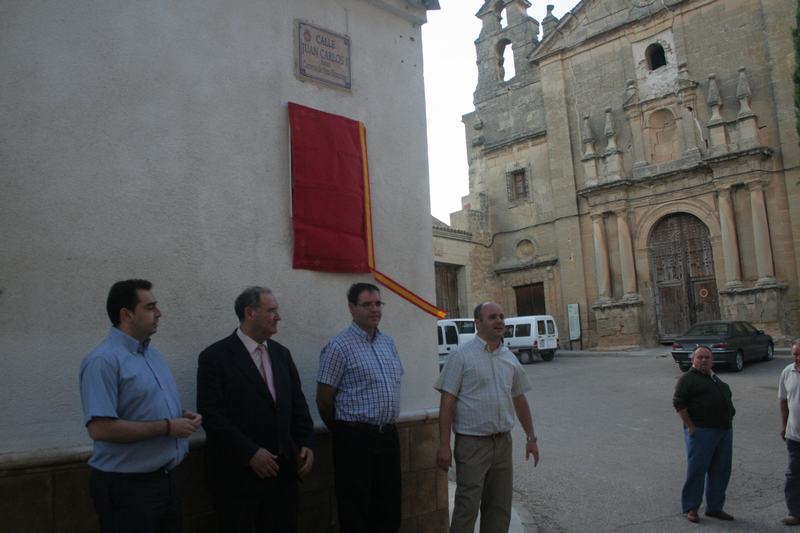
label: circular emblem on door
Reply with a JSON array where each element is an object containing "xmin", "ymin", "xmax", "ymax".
[{"xmin": 699, "ymin": 288, "xmax": 709, "ymax": 298}]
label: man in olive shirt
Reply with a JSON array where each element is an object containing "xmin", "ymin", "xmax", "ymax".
[{"xmin": 673, "ymin": 345, "xmax": 736, "ymax": 523}]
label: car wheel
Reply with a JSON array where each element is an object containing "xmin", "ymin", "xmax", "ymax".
[
  {"xmin": 518, "ymin": 350, "xmax": 533, "ymax": 365},
  {"xmin": 763, "ymin": 343, "xmax": 774, "ymax": 362},
  {"xmin": 731, "ymin": 350, "xmax": 744, "ymax": 372},
  {"xmin": 541, "ymin": 350, "xmax": 555, "ymax": 362},
  {"xmin": 679, "ymin": 364, "xmax": 690, "ymax": 372}
]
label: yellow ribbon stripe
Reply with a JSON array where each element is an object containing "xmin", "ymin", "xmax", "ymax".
[
  {"xmin": 358, "ymin": 121, "xmax": 447, "ymax": 319},
  {"xmin": 371, "ymin": 270, "xmax": 448, "ymax": 319},
  {"xmin": 359, "ymin": 122, "xmax": 376, "ymax": 270}
]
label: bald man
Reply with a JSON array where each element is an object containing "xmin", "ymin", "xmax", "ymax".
[
  {"xmin": 673, "ymin": 345, "xmax": 736, "ymax": 523},
  {"xmin": 435, "ymin": 302, "xmax": 539, "ymax": 533}
]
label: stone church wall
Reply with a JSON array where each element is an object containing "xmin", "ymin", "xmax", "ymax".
[{"xmin": 436, "ymin": 0, "xmax": 799, "ymax": 347}]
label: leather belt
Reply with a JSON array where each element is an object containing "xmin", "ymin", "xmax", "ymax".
[
  {"xmin": 336, "ymin": 421, "xmax": 397, "ymax": 434},
  {"xmin": 92, "ymin": 466, "xmax": 172, "ymax": 478},
  {"xmin": 456, "ymin": 432, "xmax": 509, "ymax": 439}
]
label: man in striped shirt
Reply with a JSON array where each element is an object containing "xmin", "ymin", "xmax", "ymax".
[
  {"xmin": 317, "ymin": 282, "xmax": 404, "ymax": 533},
  {"xmin": 436, "ymin": 301, "xmax": 540, "ymax": 533}
]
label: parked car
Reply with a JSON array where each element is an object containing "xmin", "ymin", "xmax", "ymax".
[
  {"xmin": 503, "ymin": 315, "xmax": 559, "ymax": 364},
  {"xmin": 670, "ymin": 320, "xmax": 773, "ymax": 372}
]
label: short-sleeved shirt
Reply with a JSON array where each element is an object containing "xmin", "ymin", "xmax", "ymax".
[
  {"xmin": 79, "ymin": 327, "xmax": 187, "ymax": 472},
  {"xmin": 317, "ymin": 323, "xmax": 403, "ymax": 426},
  {"xmin": 779, "ymin": 363, "xmax": 800, "ymax": 442},
  {"xmin": 435, "ymin": 336, "xmax": 531, "ymax": 436}
]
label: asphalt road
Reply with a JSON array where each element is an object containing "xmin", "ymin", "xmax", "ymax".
[{"xmin": 506, "ymin": 351, "xmax": 792, "ymax": 533}]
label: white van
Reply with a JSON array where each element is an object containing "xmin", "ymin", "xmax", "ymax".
[
  {"xmin": 503, "ymin": 315, "xmax": 559, "ymax": 364},
  {"xmin": 437, "ymin": 320, "xmax": 459, "ymax": 368},
  {"xmin": 448, "ymin": 318, "xmax": 477, "ymax": 344},
  {"xmin": 436, "ymin": 318, "xmax": 476, "ymax": 368}
]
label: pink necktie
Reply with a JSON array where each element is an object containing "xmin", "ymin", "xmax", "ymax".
[{"xmin": 255, "ymin": 344, "xmax": 276, "ymax": 402}]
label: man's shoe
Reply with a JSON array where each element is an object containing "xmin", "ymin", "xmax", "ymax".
[
  {"xmin": 705, "ymin": 510, "xmax": 734, "ymax": 521},
  {"xmin": 687, "ymin": 510, "xmax": 699, "ymax": 523},
  {"xmin": 783, "ymin": 516, "xmax": 800, "ymax": 526}
]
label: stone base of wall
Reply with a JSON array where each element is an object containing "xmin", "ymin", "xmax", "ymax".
[
  {"xmin": 0, "ymin": 417, "xmax": 448, "ymax": 533},
  {"xmin": 719, "ymin": 283, "xmax": 789, "ymax": 339},
  {"xmin": 591, "ymin": 298, "xmax": 644, "ymax": 347}
]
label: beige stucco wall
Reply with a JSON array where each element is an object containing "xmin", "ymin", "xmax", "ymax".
[{"xmin": 0, "ymin": 0, "xmax": 439, "ymax": 457}]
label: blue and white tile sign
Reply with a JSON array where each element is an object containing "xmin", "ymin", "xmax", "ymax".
[{"xmin": 296, "ymin": 21, "xmax": 351, "ymax": 91}]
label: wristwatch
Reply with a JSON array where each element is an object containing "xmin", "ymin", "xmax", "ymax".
[{"xmin": 526, "ymin": 434, "xmax": 537, "ymax": 443}]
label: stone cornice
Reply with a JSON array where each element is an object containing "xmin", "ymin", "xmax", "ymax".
[
  {"xmin": 493, "ymin": 256, "xmax": 558, "ymax": 274},
  {"xmin": 432, "ymin": 226, "xmax": 473, "ymax": 242},
  {"xmin": 591, "ymin": 298, "xmax": 644, "ymax": 311},
  {"xmin": 577, "ymin": 146, "xmax": 775, "ymax": 200},
  {"xmin": 719, "ymin": 281, "xmax": 787, "ymax": 295},
  {"xmin": 482, "ymin": 129, "xmax": 547, "ymax": 154},
  {"xmin": 703, "ymin": 146, "xmax": 773, "ymax": 165}
]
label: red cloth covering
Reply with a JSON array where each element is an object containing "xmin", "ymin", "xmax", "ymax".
[
  {"xmin": 288, "ymin": 102, "xmax": 370, "ymax": 272},
  {"xmin": 288, "ymin": 102, "xmax": 447, "ymax": 319}
]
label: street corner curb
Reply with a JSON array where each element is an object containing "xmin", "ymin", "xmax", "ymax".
[{"xmin": 514, "ymin": 503, "xmax": 537, "ymax": 533}]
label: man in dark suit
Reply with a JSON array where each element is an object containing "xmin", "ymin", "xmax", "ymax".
[{"xmin": 197, "ymin": 286, "xmax": 315, "ymax": 533}]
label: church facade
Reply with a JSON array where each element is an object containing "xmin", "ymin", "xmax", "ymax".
[{"xmin": 434, "ymin": 0, "xmax": 799, "ymax": 347}]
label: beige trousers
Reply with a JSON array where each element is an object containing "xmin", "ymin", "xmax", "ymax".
[{"xmin": 450, "ymin": 432, "xmax": 513, "ymax": 533}]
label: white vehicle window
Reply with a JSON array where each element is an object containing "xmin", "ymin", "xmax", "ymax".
[
  {"xmin": 456, "ymin": 322, "xmax": 475, "ymax": 334},
  {"xmin": 537, "ymin": 321, "xmax": 546, "ymax": 335},
  {"xmin": 546, "ymin": 320, "xmax": 555, "ymax": 334}
]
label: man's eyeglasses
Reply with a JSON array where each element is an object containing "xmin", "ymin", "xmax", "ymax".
[{"xmin": 357, "ymin": 301, "xmax": 385, "ymax": 309}]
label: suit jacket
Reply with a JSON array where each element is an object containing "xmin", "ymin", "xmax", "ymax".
[{"xmin": 197, "ymin": 330, "xmax": 314, "ymax": 490}]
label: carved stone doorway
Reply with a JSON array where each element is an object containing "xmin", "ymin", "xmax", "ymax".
[{"xmin": 648, "ymin": 213, "xmax": 720, "ymax": 339}]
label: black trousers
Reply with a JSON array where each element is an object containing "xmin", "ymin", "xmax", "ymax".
[
  {"xmin": 210, "ymin": 455, "xmax": 299, "ymax": 533},
  {"xmin": 332, "ymin": 424, "xmax": 401, "ymax": 533},
  {"xmin": 89, "ymin": 468, "xmax": 182, "ymax": 533}
]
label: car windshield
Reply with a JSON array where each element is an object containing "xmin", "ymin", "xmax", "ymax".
[
  {"xmin": 455, "ymin": 322, "xmax": 475, "ymax": 334},
  {"xmin": 684, "ymin": 323, "xmax": 729, "ymax": 336}
]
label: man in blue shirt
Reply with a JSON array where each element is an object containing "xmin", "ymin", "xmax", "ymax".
[
  {"xmin": 317, "ymin": 282, "xmax": 404, "ymax": 533},
  {"xmin": 79, "ymin": 279, "xmax": 202, "ymax": 533}
]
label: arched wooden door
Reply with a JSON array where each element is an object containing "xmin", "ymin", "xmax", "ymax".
[{"xmin": 648, "ymin": 213, "xmax": 720, "ymax": 339}]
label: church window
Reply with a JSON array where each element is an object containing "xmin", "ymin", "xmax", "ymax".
[
  {"xmin": 496, "ymin": 2, "xmax": 508, "ymax": 28},
  {"xmin": 507, "ymin": 169, "xmax": 529, "ymax": 202},
  {"xmin": 645, "ymin": 43, "xmax": 667, "ymax": 70},
  {"xmin": 496, "ymin": 39, "xmax": 515, "ymax": 81}
]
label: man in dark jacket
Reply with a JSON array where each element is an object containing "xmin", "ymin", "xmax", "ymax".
[
  {"xmin": 197, "ymin": 286, "xmax": 314, "ymax": 533},
  {"xmin": 673, "ymin": 345, "xmax": 736, "ymax": 523}
]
